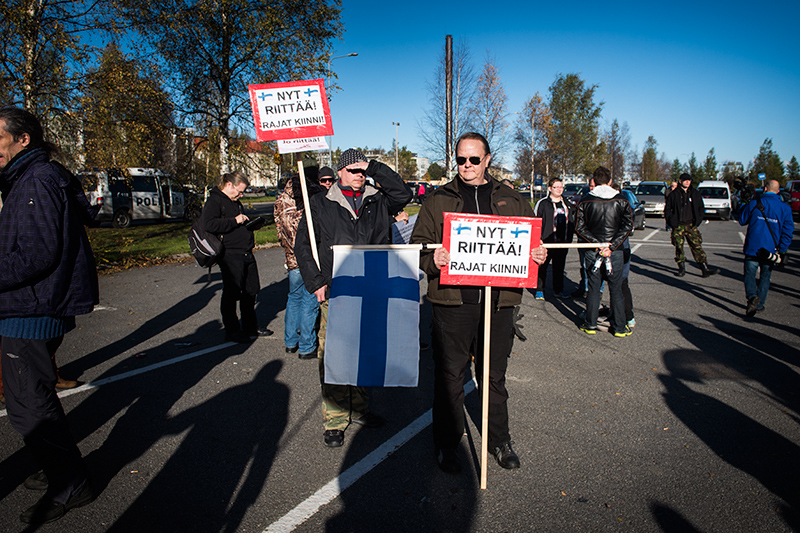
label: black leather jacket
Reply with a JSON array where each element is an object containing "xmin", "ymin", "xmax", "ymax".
[{"xmin": 575, "ymin": 186, "xmax": 633, "ymax": 251}]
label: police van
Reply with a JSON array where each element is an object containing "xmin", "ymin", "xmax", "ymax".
[{"xmin": 79, "ymin": 168, "xmax": 186, "ymax": 228}]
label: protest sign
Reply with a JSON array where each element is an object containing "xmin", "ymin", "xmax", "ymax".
[
  {"xmin": 277, "ymin": 136, "xmax": 329, "ymax": 154},
  {"xmin": 248, "ymin": 79, "xmax": 333, "ymax": 142},
  {"xmin": 440, "ymin": 213, "xmax": 541, "ymax": 288}
]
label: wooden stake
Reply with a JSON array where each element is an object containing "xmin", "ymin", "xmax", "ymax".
[
  {"xmin": 297, "ymin": 161, "xmax": 320, "ymax": 269},
  {"xmin": 480, "ymin": 285, "xmax": 491, "ymax": 490}
]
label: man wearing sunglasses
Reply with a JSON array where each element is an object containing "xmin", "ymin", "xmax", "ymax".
[
  {"xmin": 411, "ymin": 132, "xmax": 548, "ymax": 474},
  {"xmin": 295, "ymin": 148, "xmax": 412, "ymax": 448}
]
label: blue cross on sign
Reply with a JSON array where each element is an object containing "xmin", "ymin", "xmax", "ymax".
[
  {"xmin": 758, "ymin": 173, "xmax": 766, "ymax": 181},
  {"xmin": 329, "ymin": 251, "xmax": 419, "ymax": 385},
  {"xmin": 510, "ymin": 227, "xmax": 529, "ymax": 238},
  {"xmin": 455, "ymin": 223, "xmax": 471, "ymax": 235},
  {"xmin": 304, "ymin": 88, "xmax": 319, "ymax": 97},
  {"xmin": 258, "ymin": 92, "xmax": 272, "ymax": 101}
]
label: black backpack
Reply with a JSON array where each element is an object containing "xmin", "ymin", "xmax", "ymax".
[{"xmin": 188, "ymin": 218, "xmax": 223, "ymax": 268}]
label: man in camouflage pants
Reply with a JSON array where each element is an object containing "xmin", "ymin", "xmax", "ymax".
[{"xmin": 664, "ymin": 173, "xmax": 719, "ymax": 278}]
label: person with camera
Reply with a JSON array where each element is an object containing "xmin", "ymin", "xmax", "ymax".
[{"xmin": 738, "ymin": 179, "xmax": 794, "ymax": 317}]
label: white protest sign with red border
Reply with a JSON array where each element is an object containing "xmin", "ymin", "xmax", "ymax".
[
  {"xmin": 440, "ymin": 213, "xmax": 541, "ymax": 288},
  {"xmin": 248, "ymin": 79, "xmax": 333, "ymax": 142}
]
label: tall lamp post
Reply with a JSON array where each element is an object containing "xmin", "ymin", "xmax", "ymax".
[
  {"xmin": 392, "ymin": 121, "xmax": 400, "ymax": 173},
  {"xmin": 326, "ymin": 52, "xmax": 358, "ymax": 166}
]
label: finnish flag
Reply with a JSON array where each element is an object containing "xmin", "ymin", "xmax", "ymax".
[{"xmin": 324, "ymin": 246, "xmax": 420, "ymax": 387}]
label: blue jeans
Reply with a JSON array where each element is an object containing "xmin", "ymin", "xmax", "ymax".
[
  {"xmin": 743, "ymin": 256, "xmax": 772, "ymax": 307},
  {"xmin": 585, "ymin": 250, "xmax": 625, "ymax": 331},
  {"xmin": 285, "ymin": 268, "xmax": 319, "ymax": 354}
]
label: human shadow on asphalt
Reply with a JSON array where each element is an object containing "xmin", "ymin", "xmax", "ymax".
[
  {"xmin": 61, "ymin": 275, "xmax": 222, "ymax": 379},
  {"xmin": 629, "ymin": 256, "xmax": 744, "ymax": 316},
  {"xmin": 104, "ymin": 360, "xmax": 288, "ymax": 532},
  {"xmin": 657, "ymin": 318, "xmax": 800, "ymax": 531},
  {"xmin": 324, "ymin": 294, "xmax": 478, "ymax": 532}
]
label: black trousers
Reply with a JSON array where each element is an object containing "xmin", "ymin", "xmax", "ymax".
[
  {"xmin": 431, "ymin": 303, "xmax": 514, "ymax": 451},
  {"xmin": 2, "ymin": 336, "xmax": 89, "ymax": 504},
  {"xmin": 219, "ymin": 251, "xmax": 260, "ymax": 334},
  {"xmin": 537, "ymin": 248, "xmax": 568, "ymax": 294}
]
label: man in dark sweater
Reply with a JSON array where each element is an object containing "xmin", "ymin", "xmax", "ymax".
[
  {"xmin": 202, "ymin": 171, "xmax": 272, "ymax": 343},
  {"xmin": 664, "ymin": 173, "xmax": 719, "ymax": 278}
]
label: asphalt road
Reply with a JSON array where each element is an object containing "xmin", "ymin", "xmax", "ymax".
[{"xmin": 1, "ymin": 217, "xmax": 799, "ymax": 532}]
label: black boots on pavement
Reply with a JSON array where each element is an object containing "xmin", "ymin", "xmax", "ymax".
[{"xmin": 675, "ymin": 262, "xmax": 719, "ymax": 278}]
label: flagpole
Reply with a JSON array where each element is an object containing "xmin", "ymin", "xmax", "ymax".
[
  {"xmin": 297, "ymin": 162, "xmax": 320, "ymax": 268},
  {"xmin": 331, "ymin": 243, "xmax": 609, "ymax": 251},
  {"xmin": 480, "ymin": 285, "xmax": 491, "ymax": 490}
]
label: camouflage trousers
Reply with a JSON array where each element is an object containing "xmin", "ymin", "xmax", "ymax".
[
  {"xmin": 317, "ymin": 300, "xmax": 369, "ymax": 431},
  {"xmin": 671, "ymin": 224, "xmax": 708, "ymax": 265}
]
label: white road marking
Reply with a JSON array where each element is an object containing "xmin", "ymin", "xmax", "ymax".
[
  {"xmin": 263, "ymin": 380, "xmax": 478, "ymax": 533},
  {"xmin": 0, "ymin": 341, "xmax": 237, "ymax": 417},
  {"xmin": 631, "ymin": 228, "xmax": 660, "ymax": 253}
]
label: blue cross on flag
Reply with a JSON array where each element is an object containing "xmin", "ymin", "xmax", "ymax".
[{"xmin": 325, "ymin": 247, "xmax": 421, "ymax": 387}]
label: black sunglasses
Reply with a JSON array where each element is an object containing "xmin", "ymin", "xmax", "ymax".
[
  {"xmin": 456, "ymin": 155, "xmax": 485, "ymax": 166},
  {"xmin": 319, "ymin": 177, "xmax": 334, "ymax": 183}
]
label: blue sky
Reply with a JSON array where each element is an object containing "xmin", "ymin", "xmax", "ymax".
[{"xmin": 324, "ymin": 0, "xmax": 800, "ymax": 171}]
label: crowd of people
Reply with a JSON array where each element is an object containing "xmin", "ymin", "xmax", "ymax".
[{"xmin": 0, "ymin": 104, "xmax": 793, "ymax": 524}]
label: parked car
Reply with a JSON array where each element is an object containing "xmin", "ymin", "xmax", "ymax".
[
  {"xmin": 633, "ymin": 181, "xmax": 668, "ymax": 216},
  {"xmin": 621, "ymin": 189, "xmax": 646, "ymax": 231},
  {"xmin": 696, "ymin": 180, "xmax": 732, "ymax": 220},
  {"xmin": 79, "ymin": 167, "xmax": 186, "ymax": 228},
  {"xmin": 786, "ymin": 180, "xmax": 800, "ymax": 219},
  {"xmin": 564, "ymin": 183, "xmax": 589, "ymax": 207}
]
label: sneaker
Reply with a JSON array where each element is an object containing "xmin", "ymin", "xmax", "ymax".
[
  {"xmin": 492, "ymin": 441, "xmax": 520, "ymax": 469},
  {"xmin": 534, "ymin": 291, "xmax": 544, "ymax": 300},
  {"xmin": 579, "ymin": 324, "xmax": 597, "ymax": 335},
  {"xmin": 571, "ymin": 288, "xmax": 587, "ymax": 298},
  {"xmin": 298, "ymin": 349, "xmax": 317, "ymax": 360},
  {"xmin": 436, "ymin": 448, "xmax": 462, "ymax": 474},
  {"xmin": 323, "ymin": 429, "xmax": 344, "ymax": 448},
  {"xmin": 554, "ymin": 292, "xmax": 571, "ymax": 299},
  {"xmin": 20, "ymin": 481, "xmax": 95, "ymax": 524},
  {"xmin": 626, "ymin": 318, "xmax": 636, "ymax": 328},
  {"xmin": 350, "ymin": 412, "xmax": 385, "ymax": 428},
  {"xmin": 285, "ymin": 345, "xmax": 299, "ymax": 353},
  {"xmin": 613, "ymin": 326, "xmax": 633, "ymax": 337},
  {"xmin": 755, "ymin": 306, "xmax": 765, "ymax": 314},
  {"xmin": 225, "ymin": 331, "xmax": 252, "ymax": 344},
  {"xmin": 745, "ymin": 296, "xmax": 760, "ymax": 318}
]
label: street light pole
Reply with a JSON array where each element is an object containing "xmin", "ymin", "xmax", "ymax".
[
  {"xmin": 326, "ymin": 52, "xmax": 358, "ymax": 166},
  {"xmin": 392, "ymin": 121, "xmax": 400, "ymax": 173}
]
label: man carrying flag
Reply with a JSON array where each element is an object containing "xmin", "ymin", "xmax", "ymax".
[
  {"xmin": 411, "ymin": 132, "xmax": 547, "ymax": 474},
  {"xmin": 295, "ymin": 148, "xmax": 412, "ymax": 448}
]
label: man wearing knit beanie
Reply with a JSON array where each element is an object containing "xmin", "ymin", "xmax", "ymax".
[{"xmin": 295, "ymin": 147, "xmax": 412, "ymax": 448}]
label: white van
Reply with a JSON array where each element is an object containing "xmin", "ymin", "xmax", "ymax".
[
  {"xmin": 696, "ymin": 180, "xmax": 732, "ymax": 220},
  {"xmin": 79, "ymin": 168, "xmax": 186, "ymax": 228}
]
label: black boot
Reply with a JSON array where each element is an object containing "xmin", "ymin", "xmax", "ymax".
[
  {"xmin": 674, "ymin": 262, "xmax": 686, "ymax": 277},
  {"xmin": 701, "ymin": 263, "xmax": 719, "ymax": 278}
]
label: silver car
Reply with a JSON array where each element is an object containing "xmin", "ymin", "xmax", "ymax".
[{"xmin": 634, "ymin": 181, "xmax": 668, "ymax": 216}]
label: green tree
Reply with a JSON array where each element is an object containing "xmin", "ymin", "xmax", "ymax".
[
  {"xmin": 670, "ymin": 159, "xmax": 684, "ymax": 182},
  {"xmin": 425, "ymin": 162, "xmax": 444, "ymax": 181},
  {"xmin": 687, "ymin": 152, "xmax": 700, "ymax": 185},
  {"xmin": 787, "ymin": 156, "xmax": 800, "ymax": 180},
  {"xmin": 748, "ymin": 138, "xmax": 784, "ymax": 183},
  {"xmin": 603, "ymin": 119, "xmax": 630, "ymax": 184},
  {"xmin": 514, "ymin": 92, "xmax": 552, "ymax": 183},
  {"xmin": 468, "ymin": 55, "xmax": 509, "ymax": 164},
  {"xmin": 119, "ymin": 0, "xmax": 342, "ymax": 174},
  {"xmin": 641, "ymin": 135, "xmax": 658, "ymax": 181},
  {"xmin": 703, "ymin": 148, "xmax": 717, "ymax": 181},
  {"xmin": 547, "ymin": 73, "xmax": 604, "ymax": 177},
  {"xmin": 81, "ymin": 43, "xmax": 175, "ymax": 169},
  {"xmin": 387, "ymin": 145, "xmax": 417, "ymax": 181}
]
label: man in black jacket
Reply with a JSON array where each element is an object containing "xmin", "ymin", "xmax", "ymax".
[
  {"xmin": 664, "ymin": 173, "xmax": 719, "ymax": 278},
  {"xmin": 202, "ymin": 170, "xmax": 272, "ymax": 343},
  {"xmin": 295, "ymin": 148, "xmax": 411, "ymax": 448},
  {"xmin": 575, "ymin": 166, "xmax": 633, "ymax": 337},
  {"xmin": 0, "ymin": 107, "xmax": 98, "ymax": 524}
]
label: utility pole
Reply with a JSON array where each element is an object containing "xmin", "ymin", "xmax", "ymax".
[
  {"xmin": 445, "ymin": 35, "xmax": 453, "ymax": 179},
  {"xmin": 326, "ymin": 52, "xmax": 358, "ymax": 166},
  {"xmin": 392, "ymin": 121, "xmax": 400, "ymax": 173}
]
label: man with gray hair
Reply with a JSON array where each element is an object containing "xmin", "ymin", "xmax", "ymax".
[{"xmin": 0, "ymin": 106, "xmax": 98, "ymax": 523}]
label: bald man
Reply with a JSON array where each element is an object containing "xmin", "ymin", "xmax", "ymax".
[{"xmin": 738, "ymin": 179, "xmax": 794, "ymax": 317}]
